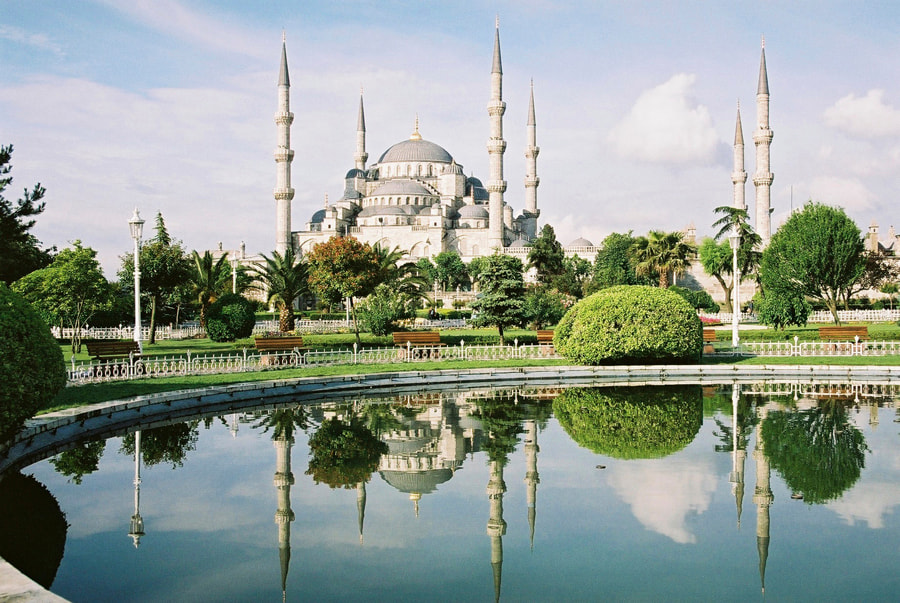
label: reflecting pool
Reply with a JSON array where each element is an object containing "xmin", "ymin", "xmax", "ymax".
[{"xmin": 2, "ymin": 383, "xmax": 900, "ymax": 602}]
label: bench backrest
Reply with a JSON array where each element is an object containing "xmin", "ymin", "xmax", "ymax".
[
  {"xmin": 536, "ymin": 330, "xmax": 554, "ymax": 342},
  {"xmin": 818, "ymin": 326, "xmax": 869, "ymax": 339},
  {"xmin": 393, "ymin": 331, "xmax": 441, "ymax": 345},
  {"xmin": 702, "ymin": 328, "xmax": 718, "ymax": 342},
  {"xmin": 85, "ymin": 340, "xmax": 140, "ymax": 357},
  {"xmin": 255, "ymin": 336, "xmax": 305, "ymax": 350}
]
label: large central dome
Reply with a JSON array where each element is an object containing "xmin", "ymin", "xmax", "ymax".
[{"xmin": 377, "ymin": 137, "xmax": 453, "ymax": 164}]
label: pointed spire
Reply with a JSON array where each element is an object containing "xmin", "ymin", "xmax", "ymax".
[
  {"xmin": 410, "ymin": 114, "xmax": 422, "ymax": 141},
  {"xmin": 527, "ymin": 79, "xmax": 536, "ymax": 126},
  {"xmin": 734, "ymin": 100, "xmax": 744, "ymax": 145},
  {"xmin": 757, "ymin": 36, "xmax": 768, "ymax": 95},
  {"xmin": 357, "ymin": 91, "xmax": 366, "ymax": 132},
  {"xmin": 492, "ymin": 16, "xmax": 502, "ymax": 75},
  {"xmin": 279, "ymin": 34, "xmax": 290, "ymax": 87}
]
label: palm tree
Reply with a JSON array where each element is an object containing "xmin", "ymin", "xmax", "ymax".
[
  {"xmin": 712, "ymin": 205, "xmax": 762, "ymax": 281},
  {"xmin": 189, "ymin": 250, "xmax": 230, "ymax": 329},
  {"xmin": 632, "ymin": 230, "xmax": 696, "ymax": 288},
  {"xmin": 372, "ymin": 243, "xmax": 430, "ymax": 304},
  {"xmin": 251, "ymin": 248, "xmax": 308, "ymax": 332}
]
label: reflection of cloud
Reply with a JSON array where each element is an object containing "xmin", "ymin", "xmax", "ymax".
[
  {"xmin": 824, "ymin": 90, "xmax": 900, "ymax": 138},
  {"xmin": 605, "ymin": 458, "xmax": 717, "ymax": 544},
  {"xmin": 608, "ymin": 74, "xmax": 718, "ymax": 164},
  {"xmin": 826, "ymin": 482, "xmax": 900, "ymax": 529}
]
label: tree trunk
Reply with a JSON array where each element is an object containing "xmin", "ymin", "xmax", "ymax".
[
  {"xmin": 279, "ymin": 303, "xmax": 294, "ymax": 332},
  {"xmin": 826, "ymin": 298, "xmax": 841, "ymax": 325},
  {"xmin": 149, "ymin": 295, "xmax": 158, "ymax": 344},
  {"xmin": 714, "ymin": 274, "xmax": 733, "ymax": 309},
  {"xmin": 659, "ymin": 271, "xmax": 669, "ymax": 289},
  {"xmin": 498, "ymin": 324, "xmax": 505, "ymax": 346}
]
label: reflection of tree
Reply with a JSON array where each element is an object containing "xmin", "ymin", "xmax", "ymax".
[
  {"xmin": 0, "ymin": 471, "xmax": 68, "ymax": 589},
  {"xmin": 761, "ymin": 401, "xmax": 869, "ymax": 504},
  {"xmin": 49, "ymin": 439, "xmax": 106, "ymax": 484},
  {"xmin": 256, "ymin": 406, "xmax": 310, "ymax": 441},
  {"xmin": 306, "ymin": 417, "xmax": 387, "ymax": 489},
  {"xmin": 713, "ymin": 396, "xmax": 757, "ymax": 453},
  {"xmin": 553, "ymin": 386, "xmax": 703, "ymax": 459},
  {"xmin": 473, "ymin": 395, "xmax": 527, "ymax": 466},
  {"xmin": 120, "ymin": 422, "xmax": 199, "ymax": 468},
  {"xmin": 358, "ymin": 402, "xmax": 402, "ymax": 437}
]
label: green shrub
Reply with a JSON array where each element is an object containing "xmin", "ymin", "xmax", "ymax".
[
  {"xmin": 553, "ymin": 285, "xmax": 702, "ymax": 364},
  {"xmin": 356, "ymin": 284, "xmax": 414, "ymax": 336},
  {"xmin": 523, "ymin": 287, "xmax": 568, "ymax": 329},
  {"xmin": 0, "ymin": 283, "xmax": 66, "ymax": 442},
  {"xmin": 553, "ymin": 385, "xmax": 703, "ymax": 459},
  {"xmin": 669, "ymin": 285, "xmax": 719, "ymax": 313},
  {"xmin": 206, "ymin": 293, "xmax": 256, "ymax": 342}
]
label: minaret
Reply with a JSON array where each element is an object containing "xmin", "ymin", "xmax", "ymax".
[
  {"xmin": 523, "ymin": 418, "xmax": 540, "ymax": 550},
  {"xmin": 486, "ymin": 458, "xmax": 507, "ymax": 603},
  {"xmin": 274, "ymin": 33, "xmax": 295, "ymax": 255},
  {"xmin": 732, "ymin": 102, "xmax": 747, "ymax": 211},
  {"xmin": 728, "ymin": 386, "xmax": 746, "ymax": 529},
  {"xmin": 753, "ymin": 405, "xmax": 773, "ymax": 594},
  {"xmin": 128, "ymin": 430, "xmax": 145, "ymax": 548},
  {"xmin": 356, "ymin": 481, "xmax": 367, "ymax": 544},
  {"xmin": 524, "ymin": 80, "xmax": 540, "ymax": 239},
  {"xmin": 753, "ymin": 37, "xmax": 774, "ymax": 244},
  {"xmin": 355, "ymin": 91, "xmax": 368, "ymax": 171},
  {"xmin": 487, "ymin": 17, "xmax": 507, "ymax": 250},
  {"xmin": 274, "ymin": 425, "xmax": 296, "ymax": 600}
]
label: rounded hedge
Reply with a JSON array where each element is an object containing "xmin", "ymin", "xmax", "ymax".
[
  {"xmin": 553, "ymin": 385, "xmax": 703, "ymax": 459},
  {"xmin": 0, "ymin": 283, "xmax": 66, "ymax": 443},
  {"xmin": 206, "ymin": 293, "xmax": 256, "ymax": 342},
  {"xmin": 553, "ymin": 285, "xmax": 702, "ymax": 364}
]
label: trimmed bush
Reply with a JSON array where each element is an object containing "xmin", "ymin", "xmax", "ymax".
[
  {"xmin": 553, "ymin": 385, "xmax": 703, "ymax": 459},
  {"xmin": 0, "ymin": 283, "xmax": 66, "ymax": 442},
  {"xmin": 206, "ymin": 293, "xmax": 256, "ymax": 342},
  {"xmin": 356, "ymin": 284, "xmax": 414, "ymax": 336},
  {"xmin": 554, "ymin": 285, "xmax": 702, "ymax": 364}
]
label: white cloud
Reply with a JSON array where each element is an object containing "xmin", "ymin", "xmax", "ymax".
[
  {"xmin": 0, "ymin": 24, "xmax": 64, "ymax": 56},
  {"xmin": 823, "ymin": 90, "xmax": 900, "ymax": 138},
  {"xmin": 826, "ymin": 481, "xmax": 900, "ymax": 529},
  {"xmin": 605, "ymin": 458, "xmax": 717, "ymax": 544},
  {"xmin": 806, "ymin": 176, "xmax": 875, "ymax": 212},
  {"xmin": 607, "ymin": 73, "xmax": 719, "ymax": 164}
]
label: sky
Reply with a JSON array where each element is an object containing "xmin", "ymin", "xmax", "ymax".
[{"xmin": 4, "ymin": 0, "xmax": 900, "ymax": 276}]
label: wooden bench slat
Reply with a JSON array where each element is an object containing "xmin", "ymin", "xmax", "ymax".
[
  {"xmin": 255, "ymin": 336, "xmax": 306, "ymax": 351},
  {"xmin": 702, "ymin": 328, "xmax": 718, "ymax": 343},
  {"xmin": 537, "ymin": 330, "xmax": 554, "ymax": 344},
  {"xmin": 392, "ymin": 331, "xmax": 444, "ymax": 346},
  {"xmin": 818, "ymin": 326, "xmax": 869, "ymax": 340},
  {"xmin": 85, "ymin": 340, "xmax": 141, "ymax": 360}
]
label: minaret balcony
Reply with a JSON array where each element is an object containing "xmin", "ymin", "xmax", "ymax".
[
  {"xmin": 487, "ymin": 100, "xmax": 507, "ymax": 116},
  {"xmin": 274, "ymin": 148, "xmax": 294, "ymax": 162},
  {"xmin": 274, "ymin": 187, "xmax": 295, "ymax": 200},
  {"xmin": 274, "ymin": 111, "xmax": 294, "ymax": 125},
  {"xmin": 487, "ymin": 139, "xmax": 507, "ymax": 154},
  {"xmin": 525, "ymin": 176, "xmax": 540, "ymax": 187},
  {"xmin": 753, "ymin": 130, "xmax": 773, "ymax": 144},
  {"xmin": 752, "ymin": 174, "xmax": 774, "ymax": 186},
  {"xmin": 731, "ymin": 171, "xmax": 747, "ymax": 183},
  {"xmin": 525, "ymin": 145, "xmax": 540, "ymax": 158},
  {"xmin": 487, "ymin": 180, "xmax": 507, "ymax": 193}
]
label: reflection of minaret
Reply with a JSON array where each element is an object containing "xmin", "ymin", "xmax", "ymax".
[
  {"xmin": 869, "ymin": 402, "xmax": 879, "ymax": 430},
  {"xmin": 128, "ymin": 430, "xmax": 145, "ymax": 548},
  {"xmin": 486, "ymin": 459, "xmax": 507, "ymax": 603},
  {"xmin": 523, "ymin": 419, "xmax": 540, "ymax": 550},
  {"xmin": 274, "ymin": 427, "xmax": 295, "ymax": 601},
  {"xmin": 728, "ymin": 386, "xmax": 746, "ymax": 529},
  {"xmin": 753, "ymin": 405, "xmax": 773, "ymax": 594},
  {"xmin": 357, "ymin": 481, "xmax": 366, "ymax": 544},
  {"xmin": 229, "ymin": 413, "xmax": 239, "ymax": 438}
]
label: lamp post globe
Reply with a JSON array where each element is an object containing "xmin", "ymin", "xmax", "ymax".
[{"xmin": 129, "ymin": 208, "xmax": 145, "ymax": 349}]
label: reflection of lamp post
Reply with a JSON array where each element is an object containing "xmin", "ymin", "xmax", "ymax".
[
  {"xmin": 128, "ymin": 430, "xmax": 145, "ymax": 547},
  {"xmin": 128, "ymin": 208, "xmax": 145, "ymax": 350},
  {"xmin": 729, "ymin": 228, "xmax": 741, "ymax": 349}
]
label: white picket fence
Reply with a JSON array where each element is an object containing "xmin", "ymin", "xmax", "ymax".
[{"xmin": 701, "ymin": 308, "xmax": 900, "ymax": 324}]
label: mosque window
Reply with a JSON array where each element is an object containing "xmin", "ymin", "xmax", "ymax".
[
  {"xmin": 407, "ymin": 164, "xmax": 412, "ymax": 176},
  {"xmin": 427, "ymin": 164, "xmax": 433, "ymax": 176},
  {"xmin": 417, "ymin": 164, "xmax": 422, "ymax": 176},
  {"xmin": 406, "ymin": 197, "xmax": 410, "ymax": 204}
]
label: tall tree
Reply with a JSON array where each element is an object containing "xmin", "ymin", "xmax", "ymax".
[
  {"xmin": 632, "ymin": 230, "xmax": 696, "ymax": 288},
  {"xmin": 527, "ymin": 224, "xmax": 566, "ymax": 286},
  {"xmin": 13, "ymin": 241, "xmax": 113, "ymax": 354},
  {"xmin": 698, "ymin": 237, "xmax": 735, "ymax": 307},
  {"xmin": 250, "ymin": 248, "xmax": 309, "ymax": 332},
  {"xmin": 760, "ymin": 202, "xmax": 865, "ymax": 324},
  {"xmin": 188, "ymin": 250, "xmax": 231, "ymax": 329},
  {"xmin": 433, "ymin": 250, "xmax": 470, "ymax": 291},
  {"xmin": 0, "ymin": 145, "xmax": 54, "ymax": 283},
  {"xmin": 470, "ymin": 254, "xmax": 526, "ymax": 344},
  {"xmin": 375, "ymin": 243, "xmax": 428, "ymax": 302},
  {"xmin": 711, "ymin": 205, "xmax": 762, "ymax": 282},
  {"xmin": 118, "ymin": 212, "xmax": 191, "ymax": 343},
  {"xmin": 588, "ymin": 231, "xmax": 645, "ymax": 292},
  {"xmin": 306, "ymin": 236, "xmax": 381, "ymax": 345}
]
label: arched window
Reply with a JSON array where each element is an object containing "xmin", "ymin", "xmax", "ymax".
[
  {"xmin": 407, "ymin": 164, "xmax": 412, "ymax": 176},
  {"xmin": 427, "ymin": 164, "xmax": 433, "ymax": 176}
]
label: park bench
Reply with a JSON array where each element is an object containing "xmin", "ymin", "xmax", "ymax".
[
  {"xmin": 85, "ymin": 340, "xmax": 141, "ymax": 362},
  {"xmin": 254, "ymin": 336, "xmax": 307, "ymax": 366},
  {"xmin": 537, "ymin": 330, "xmax": 554, "ymax": 345},
  {"xmin": 818, "ymin": 326, "xmax": 869, "ymax": 341},
  {"xmin": 702, "ymin": 328, "xmax": 718, "ymax": 354},
  {"xmin": 393, "ymin": 331, "xmax": 445, "ymax": 359}
]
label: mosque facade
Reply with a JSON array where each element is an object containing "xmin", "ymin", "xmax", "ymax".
[{"xmin": 273, "ymin": 22, "xmax": 541, "ymax": 263}]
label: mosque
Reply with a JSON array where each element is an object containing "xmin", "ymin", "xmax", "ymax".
[{"xmin": 273, "ymin": 21, "xmax": 542, "ymax": 263}]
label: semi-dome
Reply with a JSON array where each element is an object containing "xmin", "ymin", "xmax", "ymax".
[
  {"xmin": 377, "ymin": 138, "xmax": 453, "ymax": 164},
  {"xmin": 310, "ymin": 209, "xmax": 326, "ymax": 224},
  {"xmin": 467, "ymin": 176, "xmax": 484, "ymax": 187},
  {"xmin": 508, "ymin": 237, "xmax": 531, "ymax": 247},
  {"xmin": 567, "ymin": 237, "xmax": 595, "ymax": 248},
  {"xmin": 345, "ymin": 168, "xmax": 366, "ymax": 179},
  {"xmin": 358, "ymin": 205, "xmax": 408, "ymax": 218},
  {"xmin": 371, "ymin": 179, "xmax": 434, "ymax": 197},
  {"xmin": 472, "ymin": 186, "xmax": 489, "ymax": 201},
  {"xmin": 458, "ymin": 204, "xmax": 489, "ymax": 219},
  {"xmin": 379, "ymin": 468, "xmax": 454, "ymax": 495}
]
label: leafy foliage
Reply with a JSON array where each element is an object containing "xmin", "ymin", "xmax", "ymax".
[
  {"xmin": 760, "ymin": 202, "xmax": 865, "ymax": 324},
  {"xmin": 306, "ymin": 416, "xmax": 387, "ymax": 488},
  {"xmin": 250, "ymin": 248, "xmax": 308, "ymax": 332},
  {"xmin": 0, "ymin": 283, "xmax": 66, "ymax": 442},
  {"xmin": 472, "ymin": 394, "xmax": 527, "ymax": 465},
  {"xmin": 0, "ymin": 145, "xmax": 54, "ymax": 283},
  {"xmin": 588, "ymin": 231, "xmax": 647, "ymax": 292},
  {"xmin": 120, "ymin": 423, "xmax": 199, "ymax": 469},
  {"xmin": 470, "ymin": 254, "xmax": 526, "ymax": 344},
  {"xmin": 433, "ymin": 250, "xmax": 470, "ymax": 290},
  {"xmin": 206, "ymin": 293, "xmax": 256, "ymax": 341},
  {"xmin": 49, "ymin": 439, "xmax": 106, "ymax": 484},
  {"xmin": 698, "ymin": 237, "xmax": 735, "ymax": 307},
  {"xmin": 761, "ymin": 402, "xmax": 868, "ymax": 504},
  {"xmin": 669, "ymin": 285, "xmax": 719, "ymax": 313},
  {"xmin": 554, "ymin": 285, "xmax": 702, "ymax": 364},
  {"xmin": 522, "ymin": 285, "xmax": 569, "ymax": 329},
  {"xmin": 12, "ymin": 241, "xmax": 112, "ymax": 354},
  {"xmin": 752, "ymin": 289, "xmax": 811, "ymax": 329},
  {"xmin": 632, "ymin": 230, "xmax": 696, "ymax": 288},
  {"xmin": 356, "ymin": 283, "xmax": 416, "ymax": 335},
  {"xmin": 527, "ymin": 224, "xmax": 566, "ymax": 286},
  {"xmin": 553, "ymin": 386, "xmax": 703, "ymax": 459},
  {"xmin": 188, "ymin": 250, "xmax": 231, "ymax": 329}
]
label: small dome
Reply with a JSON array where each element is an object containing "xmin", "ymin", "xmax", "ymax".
[
  {"xmin": 447, "ymin": 161, "xmax": 464, "ymax": 175},
  {"xmin": 371, "ymin": 179, "xmax": 434, "ymax": 197},
  {"xmin": 458, "ymin": 205, "xmax": 489, "ymax": 219},
  {"xmin": 567, "ymin": 237, "xmax": 595, "ymax": 248},
  {"xmin": 379, "ymin": 468, "xmax": 454, "ymax": 494},
  {"xmin": 472, "ymin": 187, "xmax": 489, "ymax": 201},
  {"xmin": 467, "ymin": 176, "xmax": 484, "ymax": 187},
  {"xmin": 345, "ymin": 168, "xmax": 366, "ymax": 179},
  {"xmin": 310, "ymin": 209, "xmax": 326, "ymax": 224},
  {"xmin": 377, "ymin": 138, "xmax": 453, "ymax": 164},
  {"xmin": 508, "ymin": 238, "xmax": 531, "ymax": 247}
]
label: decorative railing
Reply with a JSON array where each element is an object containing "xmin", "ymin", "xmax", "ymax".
[
  {"xmin": 700, "ymin": 309, "xmax": 900, "ymax": 324},
  {"xmin": 706, "ymin": 337, "xmax": 900, "ymax": 357}
]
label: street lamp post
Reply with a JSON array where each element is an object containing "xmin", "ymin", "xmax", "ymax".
[
  {"xmin": 231, "ymin": 256, "xmax": 238, "ymax": 294},
  {"xmin": 128, "ymin": 208, "xmax": 145, "ymax": 351},
  {"xmin": 729, "ymin": 228, "xmax": 741, "ymax": 349}
]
